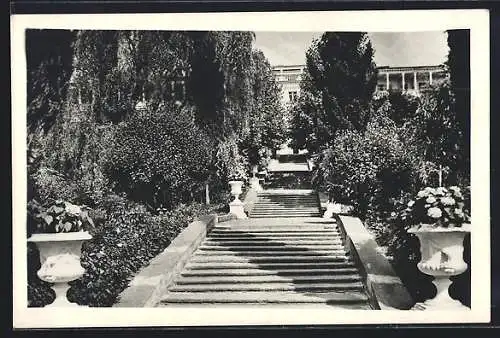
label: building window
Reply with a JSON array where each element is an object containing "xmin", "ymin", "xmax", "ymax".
[{"xmin": 288, "ymin": 91, "xmax": 298, "ymax": 102}]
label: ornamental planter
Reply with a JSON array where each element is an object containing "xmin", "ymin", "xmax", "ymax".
[
  {"xmin": 322, "ymin": 201, "xmax": 342, "ymax": 218},
  {"xmin": 249, "ymin": 177, "xmax": 263, "ymax": 192},
  {"xmin": 249, "ymin": 166, "xmax": 263, "ymax": 192},
  {"xmin": 228, "ymin": 180, "xmax": 247, "ymax": 219},
  {"xmin": 28, "ymin": 231, "xmax": 92, "ymax": 307},
  {"xmin": 408, "ymin": 224, "xmax": 471, "ymax": 310}
]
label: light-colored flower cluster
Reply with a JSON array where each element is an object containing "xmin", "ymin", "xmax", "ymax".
[
  {"xmin": 404, "ymin": 185, "xmax": 470, "ymax": 228},
  {"xmin": 427, "ymin": 207, "xmax": 442, "ymax": 218},
  {"xmin": 64, "ymin": 202, "xmax": 82, "ymax": 216}
]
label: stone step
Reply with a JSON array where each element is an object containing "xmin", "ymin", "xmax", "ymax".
[
  {"xmin": 252, "ymin": 206, "xmax": 320, "ymax": 209},
  {"xmin": 256, "ymin": 198, "xmax": 318, "ymax": 201},
  {"xmin": 257, "ymin": 194, "xmax": 317, "ymax": 196},
  {"xmin": 160, "ymin": 291, "xmax": 370, "ymax": 305},
  {"xmin": 256, "ymin": 197, "xmax": 318, "ymax": 199},
  {"xmin": 185, "ymin": 261, "xmax": 357, "ymax": 270},
  {"xmin": 255, "ymin": 200, "xmax": 318, "ymax": 203},
  {"xmin": 193, "ymin": 250, "xmax": 347, "ymax": 257},
  {"xmin": 207, "ymin": 235, "xmax": 343, "ymax": 240},
  {"xmin": 211, "ymin": 228, "xmax": 338, "ymax": 233},
  {"xmin": 174, "ymin": 274, "xmax": 362, "ymax": 285},
  {"xmin": 202, "ymin": 239, "xmax": 344, "ymax": 245},
  {"xmin": 256, "ymin": 199, "xmax": 317, "ymax": 201},
  {"xmin": 250, "ymin": 212, "xmax": 321, "ymax": 215},
  {"xmin": 169, "ymin": 282, "xmax": 365, "ymax": 292},
  {"xmin": 257, "ymin": 194, "xmax": 316, "ymax": 195},
  {"xmin": 254, "ymin": 203, "xmax": 318, "ymax": 206},
  {"xmin": 190, "ymin": 255, "xmax": 351, "ymax": 263},
  {"xmin": 255, "ymin": 202, "xmax": 317, "ymax": 205},
  {"xmin": 198, "ymin": 245, "xmax": 345, "ymax": 251},
  {"xmin": 180, "ymin": 267, "xmax": 359, "ymax": 277},
  {"xmin": 249, "ymin": 211, "xmax": 320, "ymax": 218},
  {"xmin": 253, "ymin": 206, "xmax": 318, "ymax": 209},
  {"xmin": 202, "ymin": 241, "xmax": 344, "ymax": 247},
  {"xmin": 250, "ymin": 209, "xmax": 320, "ymax": 212},
  {"xmin": 250, "ymin": 214, "xmax": 321, "ymax": 218},
  {"xmin": 251, "ymin": 207, "xmax": 319, "ymax": 210},
  {"xmin": 209, "ymin": 231, "xmax": 341, "ymax": 236}
]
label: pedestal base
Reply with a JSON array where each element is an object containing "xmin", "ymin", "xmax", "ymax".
[
  {"xmin": 249, "ymin": 177, "xmax": 263, "ymax": 192},
  {"xmin": 47, "ymin": 283, "xmax": 80, "ymax": 307},
  {"xmin": 411, "ymin": 277, "xmax": 470, "ymax": 310},
  {"xmin": 229, "ymin": 200, "xmax": 247, "ymax": 219},
  {"xmin": 323, "ymin": 202, "xmax": 342, "ymax": 218},
  {"xmin": 412, "ymin": 300, "xmax": 469, "ymax": 311}
]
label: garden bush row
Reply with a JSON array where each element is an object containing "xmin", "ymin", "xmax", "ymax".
[
  {"xmin": 316, "ymin": 91, "xmax": 471, "ymax": 306},
  {"xmin": 27, "ymin": 106, "xmax": 230, "ymax": 307},
  {"xmin": 28, "ymin": 192, "xmax": 224, "ymax": 307}
]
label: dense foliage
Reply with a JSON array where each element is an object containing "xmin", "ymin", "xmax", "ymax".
[
  {"xmin": 304, "ymin": 31, "xmax": 470, "ymax": 305},
  {"xmin": 446, "ymin": 30, "xmax": 470, "ymax": 183},
  {"xmin": 27, "ymin": 30, "xmax": 75, "ymax": 135},
  {"xmin": 319, "ymin": 107, "xmax": 419, "ymax": 220},
  {"xmin": 290, "ymin": 32, "xmax": 377, "ymax": 153},
  {"xmin": 28, "ymin": 195, "xmax": 223, "ymax": 307},
  {"xmin": 26, "ymin": 29, "xmax": 286, "ymax": 307},
  {"xmin": 104, "ymin": 105, "xmax": 213, "ymax": 209}
]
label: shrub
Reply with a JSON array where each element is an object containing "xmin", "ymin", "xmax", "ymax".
[
  {"xmin": 319, "ymin": 113, "xmax": 419, "ymax": 220},
  {"xmin": 28, "ymin": 194, "xmax": 224, "ymax": 307},
  {"xmin": 104, "ymin": 105, "xmax": 213, "ymax": 209},
  {"xmin": 31, "ymin": 167, "xmax": 83, "ymax": 205}
]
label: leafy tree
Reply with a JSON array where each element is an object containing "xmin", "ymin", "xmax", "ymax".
[
  {"xmin": 410, "ymin": 81, "xmax": 463, "ymax": 186},
  {"xmin": 187, "ymin": 31, "xmax": 255, "ymax": 140},
  {"xmin": 446, "ymin": 29, "xmax": 470, "ymax": 185},
  {"xmin": 241, "ymin": 50, "xmax": 288, "ymax": 165},
  {"xmin": 290, "ymin": 32, "xmax": 377, "ymax": 153},
  {"xmin": 104, "ymin": 104, "xmax": 213, "ymax": 209},
  {"xmin": 27, "ymin": 29, "xmax": 76, "ymax": 135},
  {"xmin": 70, "ymin": 30, "xmax": 119, "ymax": 123},
  {"xmin": 319, "ymin": 105, "xmax": 419, "ymax": 219}
]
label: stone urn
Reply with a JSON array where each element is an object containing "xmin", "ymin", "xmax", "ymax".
[
  {"xmin": 28, "ymin": 231, "xmax": 92, "ymax": 307},
  {"xmin": 323, "ymin": 201, "xmax": 342, "ymax": 218},
  {"xmin": 408, "ymin": 224, "xmax": 471, "ymax": 310},
  {"xmin": 228, "ymin": 180, "xmax": 247, "ymax": 219},
  {"xmin": 249, "ymin": 166, "xmax": 262, "ymax": 191}
]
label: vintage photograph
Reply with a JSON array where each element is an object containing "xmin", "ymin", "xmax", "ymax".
[{"xmin": 12, "ymin": 10, "xmax": 490, "ymax": 327}]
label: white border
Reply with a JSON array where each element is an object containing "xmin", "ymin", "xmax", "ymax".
[{"xmin": 11, "ymin": 10, "xmax": 490, "ymax": 328}]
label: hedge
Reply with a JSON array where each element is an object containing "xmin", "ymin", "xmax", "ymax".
[{"xmin": 28, "ymin": 194, "xmax": 224, "ymax": 307}]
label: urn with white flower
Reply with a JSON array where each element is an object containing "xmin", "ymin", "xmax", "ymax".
[
  {"xmin": 404, "ymin": 186, "xmax": 471, "ymax": 310},
  {"xmin": 27, "ymin": 199, "xmax": 94, "ymax": 307}
]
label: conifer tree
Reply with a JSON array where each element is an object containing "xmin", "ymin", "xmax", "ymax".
[{"xmin": 290, "ymin": 32, "xmax": 377, "ymax": 153}]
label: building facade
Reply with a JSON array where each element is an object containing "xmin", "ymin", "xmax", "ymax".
[
  {"xmin": 272, "ymin": 65, "xmax": 306, "ymax": 106},
  {"xmin": 272, "ymin": 64, "xmax": 448, "ymax": 106},
  {"xmin": 375, "ymin": 65, "xmax": 448, "ymax": 95}
]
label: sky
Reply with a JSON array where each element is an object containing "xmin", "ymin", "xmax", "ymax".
[{"xmin": 253, "ymin": 31, "xmax": 449, "ymax": 67}]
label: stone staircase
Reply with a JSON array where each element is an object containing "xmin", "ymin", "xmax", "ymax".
[
  {"xmin": 159, "ymin": 218, "xmax": 371, "ymax": 308},
  {"xmin": 249, "ymin": 190, "xmax": 321, "ymax": 218}
]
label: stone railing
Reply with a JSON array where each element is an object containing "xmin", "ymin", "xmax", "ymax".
[
  {"xmin": 334, "ymin": 215, "xmax": 415, "ymax": 310},
  {"xmin": 114, "ymin": 214, "xmax": 219, "ymax": 307}
]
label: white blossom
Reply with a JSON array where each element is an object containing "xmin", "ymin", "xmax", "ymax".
[
  {"xmin": 426, "ymin": 196, "xmax": 436, "ymax": 204},
  {"xmin": 441, "ymin": 197, "xmax": 456, "ymax": 206},
  {"xmin": 427, "ymin": 207, "xmax": 442, "ymax": 219}
]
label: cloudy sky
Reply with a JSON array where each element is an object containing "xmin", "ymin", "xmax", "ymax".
[{"xmin": 253, "ymin": 31, "xmax": 449, "ymax": 67}]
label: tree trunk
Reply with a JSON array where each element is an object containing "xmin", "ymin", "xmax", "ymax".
[
  {"xmin": 438, "ymin": 164, "xmax": 443, "ymax": 187},
  {"xmin": 205, "ymin": 183, "xmax": 210, "ymax": 205}
]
